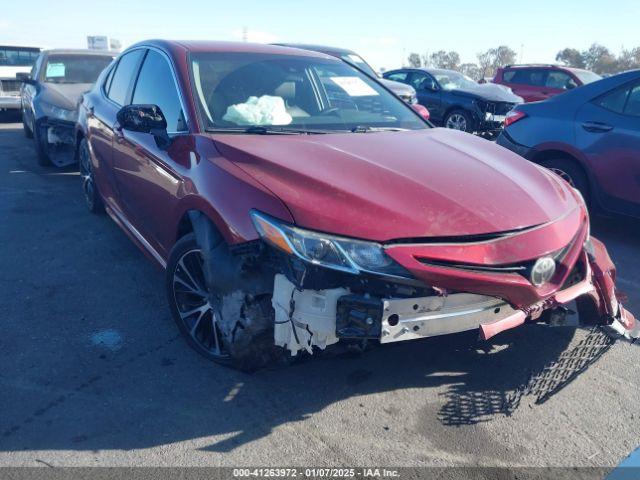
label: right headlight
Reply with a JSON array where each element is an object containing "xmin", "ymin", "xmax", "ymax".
[
  {"xmin": 251, "ymin": 211, "xmax": 412, "ymax": 279},
  {"xmin": 40, "ymin": 101, "xmax": 76, "ymax": 122}
]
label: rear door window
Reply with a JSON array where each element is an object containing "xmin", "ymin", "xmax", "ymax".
[
  {"xmin": 107, "ymin": 49, "xmax": 144, "ymax": 106},
  {"xmin": 132, "ymin": 50, "xmax": 187, "ymax": 132},
  {"xmin": 507, "ymin": 69, "xmax": 547, "ymax": 86}
]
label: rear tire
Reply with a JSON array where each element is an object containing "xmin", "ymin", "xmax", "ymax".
[
  {"xmin": 166, "ymin": 234, "xmax": 279, "ymax": 371},
  {"xmin": 33, "ymin": 120, "xmax": 52, "ymax": 166},
  {"xmin": 539, "ymin": 157, "xmax": 590, "ymax": 207}
]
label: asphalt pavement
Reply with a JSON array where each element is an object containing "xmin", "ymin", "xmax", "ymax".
[{"xmin": 1, "ymin": 116, "xmax": 639, "ymax": 469}]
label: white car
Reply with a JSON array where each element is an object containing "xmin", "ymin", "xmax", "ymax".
[{"xmin": 0, "ymin": 45, "xmax": 40, "ymax": 112}]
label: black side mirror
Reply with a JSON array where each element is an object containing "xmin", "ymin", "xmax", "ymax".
[
  {"xmin": 116, "ymin": 104, "xmax": 170, "ymax": 149},
  {"xmin": 16, "ymin": 72, "xmax": 35, "ymax": 84}
]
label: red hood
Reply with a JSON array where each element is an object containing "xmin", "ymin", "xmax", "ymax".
[{"xmin": 208, "ymin": 128, "xmax": 578, "ymax": 242}]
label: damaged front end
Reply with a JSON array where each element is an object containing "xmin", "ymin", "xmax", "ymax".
[
  {"xmin": 198, "ymin": 208, "xmax": 637, "ymax": 362},
  {"xmin": 36, "ymin": 115, "xmax": 77, "ymax": 167}
]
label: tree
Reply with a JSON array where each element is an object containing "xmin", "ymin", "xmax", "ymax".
[
  {"xmin": 427, "ymin": 50, "xmax": 461, "ymax": 70},
  {"xmin": 555, "ymin": 48, "xmax": 585, "ymax": 68},
  {"xmin": 459, "ymin": 63, "xmax": 481, "ymax": 81},
  {"xmin": 476, "ymin": 46, "xmax": 517, "ymax": 79},
  {"xmin": 583, "ymin": 43, "xmax": 617, "ymax": 74},
  {"xmin": 617, "ymin": 47, "xmax": 640, "ymax": 72},
  {"xmin": 407, "ymin": 53, "xmax": 422, "ymax": 68}
]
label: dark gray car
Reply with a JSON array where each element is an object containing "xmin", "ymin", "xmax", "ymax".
[
  {"xmin": 18, "ymin": 49, "xmax": 114, "ymax": 167},
  {"xmin": 273, "ymin": 43, "xmax": 418, "ymax": 104}
]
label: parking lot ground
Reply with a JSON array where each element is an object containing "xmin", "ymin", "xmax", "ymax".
[{"xmin": 1, "ymin": 119, "xmax": 639, "ymax": 468}]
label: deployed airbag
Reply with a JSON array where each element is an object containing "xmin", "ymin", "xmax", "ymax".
[{"xmin": 223, "ymin": 95, "xmax": 292, "ymax": 126}]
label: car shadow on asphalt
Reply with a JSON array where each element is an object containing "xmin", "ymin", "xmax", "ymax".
[{"xmin": 0, "ymin": 320, "xmax": 586, "ymax": 453}]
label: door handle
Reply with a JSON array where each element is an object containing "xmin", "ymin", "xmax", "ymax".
[{"xmin": 582, "ymin": 121, "xmax": 613, "ymax": 133}]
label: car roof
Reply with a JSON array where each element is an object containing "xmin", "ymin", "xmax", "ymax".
[
  {"xmin": 503, "ymin": 64, "xmax": 592, "ymax": 74},
  {"xmin": 43, "ymin": 49, "xmax": 116, "ymax": 56},
  {"xmin": 272, "ymin": 43, "xmax": 356, "ymax": 56},
  {"xmin": 0, "ymin": 44, "xmax": 41, "ymax": 50},
  {"xmin": 388, "ymin": 67, "xmax": 459, "ymax": 76},
  {"xmin": 128, "ymin": 40, "xmax": 333, "ymax": 59}
]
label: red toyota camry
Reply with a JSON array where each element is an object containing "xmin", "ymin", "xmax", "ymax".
[{"xmin": 75, "ymin": 40, "xmax": 638, "ymax": 370}]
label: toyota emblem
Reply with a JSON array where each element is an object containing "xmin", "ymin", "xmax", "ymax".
[{"xmin": 531, "ymin": 256, "xmax": 556, "ymax": 286}]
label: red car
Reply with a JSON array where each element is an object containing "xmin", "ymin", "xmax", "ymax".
[
  {"xmin": 75, "ymin": 41, "xmax": 637, "ymax": 370},
  {"xmin": 493, "ymin": 64, "xmax": 602, "ymax": 103}
]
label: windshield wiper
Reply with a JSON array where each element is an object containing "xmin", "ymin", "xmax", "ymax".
[
  {"xmin": 350, "ymin": 125, "xmax": 409, "ymax": 133},
  {"xmin": 205, "ymin": 126, "xmax": 328, "ymax": 135}
]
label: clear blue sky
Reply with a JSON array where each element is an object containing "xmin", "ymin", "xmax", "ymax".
[{"xmin": 2, "ymin": 0, "xmax": 638, "ymax": 71}]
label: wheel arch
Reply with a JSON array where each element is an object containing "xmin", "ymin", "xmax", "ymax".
[{"xmin": 529, "ymin": 147, "xmax": 600, "ymax": 208}]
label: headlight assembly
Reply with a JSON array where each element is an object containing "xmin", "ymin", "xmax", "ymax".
[
  {"xmin": 251, "ymin": 211, "xmax": 411, "ymax": 278},
  {"xmin": 40, "ymin": 102, "xmax": 76, "ymax": 122}
]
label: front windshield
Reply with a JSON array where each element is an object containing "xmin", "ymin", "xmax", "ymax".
[
  {"xmin": 433, "ymin": 71, "xmax": 478, "ymax": 91},
  {"xmin": 190, "ymin": 53, "xmax": 427, "ymax": 132},
  {"xmin": 573, "ymin": 70, "xmax": 602, "ymax": 85},
  {"xmin": 43, "ymin": 55, "xmax": 113, "ymax": 84}
]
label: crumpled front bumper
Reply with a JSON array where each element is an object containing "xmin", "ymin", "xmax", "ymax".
[
  {"xmin": 479, "ymin": 239, "xmax": 637, "ymax": 341},
  {"xmin": 383, "ymin": 207, "xmax": 637, "ymax": 342}
]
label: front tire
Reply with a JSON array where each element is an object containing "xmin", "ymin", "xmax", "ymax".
[
  {"xmin": 166, "ymin": 234, "xmax": 278, "ymax": 371},
  {"xmin": 444, "ymin": 109, "xmax": 475, "ymax": 133},
  {"xmin": 79, "ymin": 138, "xmax": 104, "ymax": 213},
  {"xmin": 22, "ymin": 109, "xmax": 33, "ymax": 139}
]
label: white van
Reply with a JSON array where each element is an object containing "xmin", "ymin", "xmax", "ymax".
[{"xmin": 0, "ymin": 45, "xmax": 41, "ymax": 111}]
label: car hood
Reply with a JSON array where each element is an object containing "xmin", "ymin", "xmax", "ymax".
[
  {"xmin": 39, "ymin": 82, "xmax": 94, "ymax": 110},
  {"xmin": 379, "ymin": 78, "xmax": 415, "ymax": 96},
  {"xmin": 209, "ymin": 128, "xmax": 578, "ymax": 242},
  {"xmin": 450, "ymin": 83, "xmax": 523, "ymax": 103}
]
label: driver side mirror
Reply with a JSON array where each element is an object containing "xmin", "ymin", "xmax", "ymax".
[
  {"xmin": 117, "ymin": 104, "xmax": 171, "ymax": 149},
  {"xmin": 16, "ymin": 72, "xmax": 35, "ymax": 84}
]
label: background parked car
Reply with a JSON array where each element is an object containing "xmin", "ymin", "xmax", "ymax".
[
  {"xmin": 497, "ymin": 69, "xmax": 640, "ymax": 218},
  {"xmin": 273, "ymin": 43, "xmax": 419, "ymax": 105},
  {"xmin": 18, "ymin": 49, "xmax": 114, "ymax": 167},
  {"xmin": 384, "ymin": 67, "xmax": 522, "ymax": 136},
  {"xmin": 492, "ymin": 64, "xmax": 602, "ymax": 102},
  {"xmin": 0, "ymin": 45, "xmax": 41, "ymax": 113}
]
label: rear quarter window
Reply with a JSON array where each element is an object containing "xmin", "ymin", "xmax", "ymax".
[{"xmin": 596, "ymin": 88, "xmax": 629, "ymax": 114}]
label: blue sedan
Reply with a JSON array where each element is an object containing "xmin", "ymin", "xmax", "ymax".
[{"xmin": 497, "ymin": 70, "xmax": 640, "ymax": 218}]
